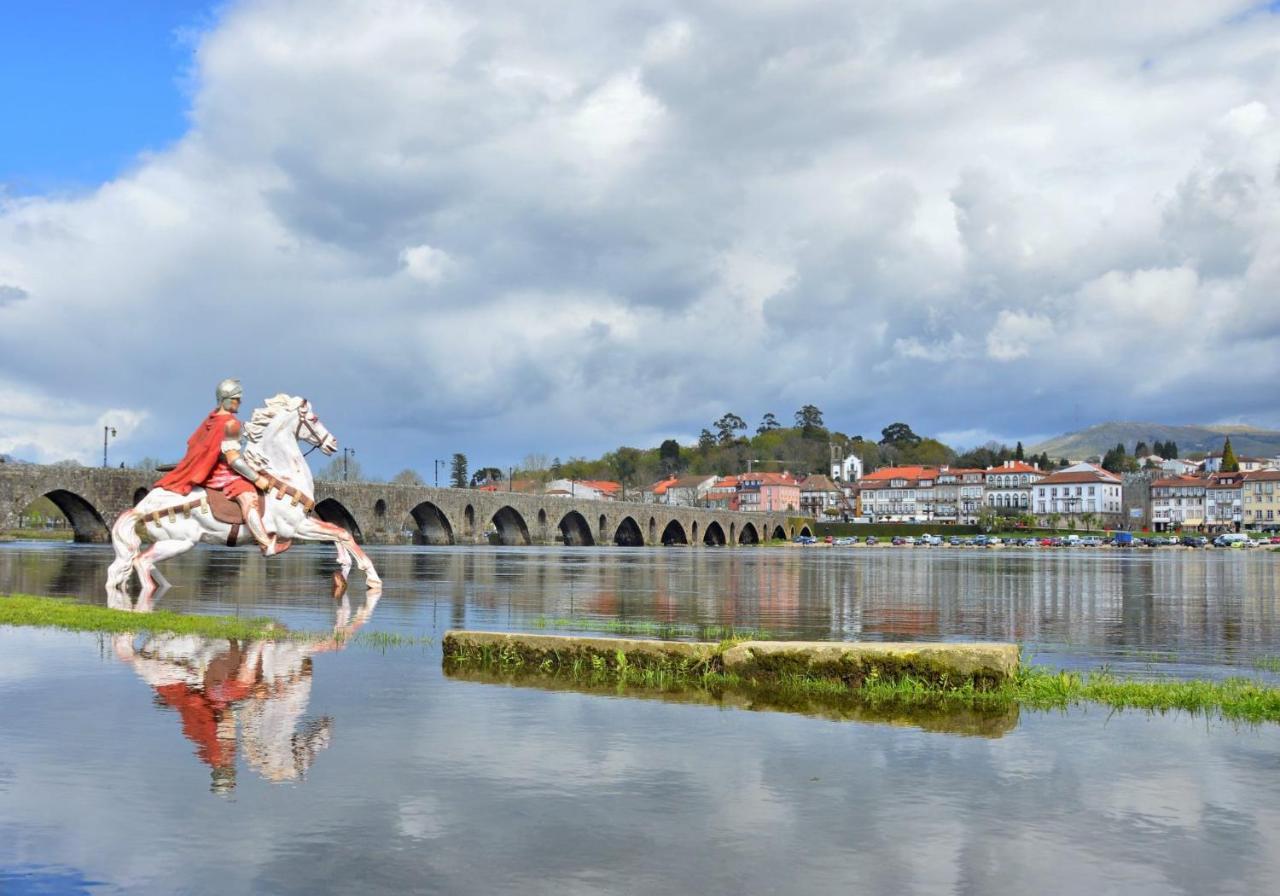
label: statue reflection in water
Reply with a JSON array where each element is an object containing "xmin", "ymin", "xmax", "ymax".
[{"xmin": 110, "ymin": 590, "xmax": 378, "ymax": 794}]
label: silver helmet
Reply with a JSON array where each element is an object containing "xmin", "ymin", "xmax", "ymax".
[{"xmin": 215, "ymin": 378, "xmax": 243, "ymax": 411}]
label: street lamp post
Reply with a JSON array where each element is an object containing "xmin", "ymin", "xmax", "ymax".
[
  {"xmin": 343, "ymin": 447, "xmax": 355, "ymax": 482},
  {"xmin": 102, "ymin": 426, "xmax": 117, "ymax": 469},
  {"xmin": 434, "ymin": 458, "xmax": 444, "ymax": 488}
]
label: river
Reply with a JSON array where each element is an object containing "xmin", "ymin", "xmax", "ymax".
[{"xmin": 2, "ymin": 541, "xmax": 1279, "ymax": 894}]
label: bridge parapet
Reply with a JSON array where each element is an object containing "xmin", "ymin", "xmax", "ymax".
[{"xmin": 0, "ymin": 464, "xmax": 809, "ymax": 546}]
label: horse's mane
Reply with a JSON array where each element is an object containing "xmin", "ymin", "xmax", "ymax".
[
  {"xmin": 244, "ymin": 393, "xmax": 304, "ymax": 443},
  {"xmin": 242, "ymin": 394, "xmax": 304, "ymax": 470}
]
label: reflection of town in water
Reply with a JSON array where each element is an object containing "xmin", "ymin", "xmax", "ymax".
[
  {"xmin": 3, "ymin": 542, "xmax": 1280, "ymax": 672},
  {"xmin": 110, "ymin": 590, "xmax": 378, "ymax": 794}
]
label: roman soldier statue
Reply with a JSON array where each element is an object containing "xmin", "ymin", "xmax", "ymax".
[{"xmin": 155, "ymin": 379, "xmax": 277, "ymax": 555}]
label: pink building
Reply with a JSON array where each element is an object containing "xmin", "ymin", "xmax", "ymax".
[{"xmin": 737, "ymin": 472, "xmax": 800, "ymax": 512}]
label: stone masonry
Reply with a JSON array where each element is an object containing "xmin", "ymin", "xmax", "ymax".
[{"xmin": 0, "ymin": 463, "xmax": 806, "ymax": 546}]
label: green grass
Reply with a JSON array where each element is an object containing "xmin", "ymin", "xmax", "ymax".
[
  {"xmin": 444, "ymin": 638, "xmax": 1280, "ymax": 725},
  {"xmin": 0, "ymin": 529, "xmax": 75, "ymax": 542},
  {"xmin": 1, "ymin": 593, "xmax": 288, "ymax": 640},
  {"xmin": 529, "ymin": 615, "xmax": 773, "ymax": 642},
  {"xmin": 0, "ymin": 593, "xmax": 432, "ymax": 649}
]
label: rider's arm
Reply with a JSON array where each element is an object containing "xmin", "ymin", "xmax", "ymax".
[{"xmin": 222, "ymin": 419, "xmax": 269, "ymax": 489}]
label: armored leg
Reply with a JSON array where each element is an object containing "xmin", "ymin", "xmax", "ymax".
[{"xmin": 235, "ymin": 492, "xmax": 277, "ymax": 556}]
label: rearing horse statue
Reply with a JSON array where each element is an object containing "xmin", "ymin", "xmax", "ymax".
[{"xmin": 106, "ymin": 394, "xmax": 381, "ymax": 599}]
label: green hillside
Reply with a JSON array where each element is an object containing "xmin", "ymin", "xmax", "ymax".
[{"xmin": 1030, "ymin": 422, "xmax": 1280, "ymax": 461}]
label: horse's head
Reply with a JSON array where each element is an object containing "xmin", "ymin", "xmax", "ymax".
[{"xmin": 296, "ymin": 399, "xmax": 338, "ymax": 455}]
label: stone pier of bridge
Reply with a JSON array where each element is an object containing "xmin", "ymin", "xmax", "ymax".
[{"xmin": 0, "ymin": 464, "xmax": 810, "ymax": 548}]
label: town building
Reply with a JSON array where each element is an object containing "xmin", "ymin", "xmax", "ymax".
[
  {"xmin": 737, "ymin": 472, "xmax": 800, "ymax": 513},
  {"xmin": 857, "ymin": 466, "xmax": 940, "ymax": 523},
  {"xmin": 1150, "ymin": 475, "xmax": 1206, "ymax": 532},
  {"xmin": 705, "ymin": 476, "xmax": 739, "ymax": 511},
  {"xmin": 984, "ymin": 460, "xmax": 1045, "ymax": 513},
  {"xmin": 544, "ymin": 479, "xmax": 621, "ymax": 500},
  {"xmin": 1031, "ymin": 464, "xmax": 1123, "ymax": 526},
  {"xmin": 798, "ymin": 474, "xmax": 842, "ymax": 518},
  {"xmin": 1242, "ymin": 470, "xmax": 1280, "ymax": 530},
  {"xmin": 1203, "ymin": 454, "xmax": 1276, "ymax": 473},
  {"xmin": 830, "ymin": 452, "xmax": 864, "ymax": 483},
  {"xmin": 1205, "ymin": 472, "xmax": 1244, "ymax": 532}
]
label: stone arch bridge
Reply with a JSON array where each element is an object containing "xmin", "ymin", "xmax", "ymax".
[{"xmin": 0, "ymin": 465, "xmax": 810, "ymax": 548}]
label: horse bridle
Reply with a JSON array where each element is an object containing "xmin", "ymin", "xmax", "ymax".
[{"xmin": 295, "ymin": 401, "xmax": 328, "ymax": 457}]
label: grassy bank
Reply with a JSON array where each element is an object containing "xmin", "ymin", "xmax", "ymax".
[
  {"xmin": 0, "ymin": 529, "xmax": 75, "ymax": 542},
  {"xmin": 0, "ymin": 593, "xmax": 431, "ymax": 648},
  {"xmin": 444, "ymin": 636, "xmax": 1280, "ymax": 725},
  {"xmin": 0, "ymin": 593, "xmax": 287, "ymax": 640}
]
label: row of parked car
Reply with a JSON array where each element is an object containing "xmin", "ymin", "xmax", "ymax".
[{"xmin": 796, "ymin": 533, "xmax": 1279, "ymax": 549}]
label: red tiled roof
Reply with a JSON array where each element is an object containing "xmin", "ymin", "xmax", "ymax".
[
  {"xmin": 862, "ymin": 466, "xmax": 938, "ymax": 482},
  {"xmin": 1151, "ymin": 475, "xmax": 1205, "ymax": 488},
  {"xmin": 984, "ymin": 461, "xmax": 1042, "ymax": 475},
  {"xmin": 1035, "ymin": 466, "xmax": 1121, "ymax": 486},
  {"xmin": 1244, "ymin": 470, "xmax": 1280, "ymax": 482},
  {"xmin": 579, "ymin": 480, "xmax": 621, "ymax": 494}
]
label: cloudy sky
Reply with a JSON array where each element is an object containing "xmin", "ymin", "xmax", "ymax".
[{"xmin": 2, "ymin": 0, "xmax": 1278, "ymax": 475}]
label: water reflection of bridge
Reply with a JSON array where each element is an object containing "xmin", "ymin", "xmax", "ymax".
[{"xmin": 0, "ymin": 465, "xmax": 803, "ymax": 547}]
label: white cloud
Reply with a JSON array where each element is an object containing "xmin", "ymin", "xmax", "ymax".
[
  {"xmin": 399, "ymin": 244, "xmax": 456, "ymax": 284},
  {"xmin": 986, "ymin": 311, "xmax": 1053, "ymax": 362},
  {"xmin": 3, "ymin": 0, "xmax": 1280, "ymax": 472}
]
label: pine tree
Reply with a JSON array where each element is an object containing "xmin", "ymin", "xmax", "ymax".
[
  {"xmin": 1221, "ymin": 437, "xmax": 1240, "ymax": 473},
  {"xmin": 450, "ymin": 453, "xmax": 468, "ymax": 488},
  {"xmin": 1015, "ymin": 441, "xmax": 1024, "ymax": 461}
]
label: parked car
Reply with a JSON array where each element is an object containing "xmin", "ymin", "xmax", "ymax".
[
  {"xmin": 973, "ymin": 535, "xmax": 988, "ymax": 546},
  {"xmin": 865, "ymin": 536, "xmax": 878, "ymax": 546},
  {"xmin": 948, "ymin": 536, "xmax": 963, "ymax": 546},
  {"xmin": 1079, "ymin": 536, "xmax": 1102, "ymax": 547},
  {"xmin": 1112, "ymin": 531, "xmax": 1134, "ymax": 546},
  {"xmin": 1181, "ymin": 536, "xmax": 1208, "ymax": 547}
]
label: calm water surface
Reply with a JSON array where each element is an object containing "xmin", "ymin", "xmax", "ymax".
[{"xmin": 2, "ymin": 542, "xmax": 1279, "ymax": 894}]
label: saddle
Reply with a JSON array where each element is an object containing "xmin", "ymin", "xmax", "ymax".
[{"xmin": 206, "ymin": 487, "xmax": 292, "ymax": 552}]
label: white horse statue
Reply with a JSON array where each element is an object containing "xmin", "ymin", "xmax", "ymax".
[{"xmin": 106, "ymin": 394, "xmax": 381, "ymax": 599}]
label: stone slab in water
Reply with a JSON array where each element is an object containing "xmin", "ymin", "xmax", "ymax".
[{"xmin": 442, "ymin": 630, "xmax": 1019, "ymax": 686}]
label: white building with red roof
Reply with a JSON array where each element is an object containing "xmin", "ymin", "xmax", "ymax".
[
  {"xmin": 857, "ymin": 466, "xmax": 941, "ymax": 522},
  {"xmin": 1150, "ymin": 474, "xmax": 1207, "ymax": 531},
  {"xmin": 984, "ymin": 460, "xmax": 1045, "ymax": 513},
  {"xmin": 1031, "ymin": 463, "xmax": 1123, "ymax": 525}
]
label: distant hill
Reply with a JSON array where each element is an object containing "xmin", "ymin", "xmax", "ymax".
[{"xmin": 1030, "ymin": 422, "xmax": 1280, "ymax": 461}]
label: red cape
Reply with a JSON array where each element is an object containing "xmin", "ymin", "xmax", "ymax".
[{"xmin": 155, "ymin": 410, "xmax": 235, "ymax": 495}]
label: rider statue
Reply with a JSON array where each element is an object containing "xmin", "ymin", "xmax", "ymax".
[{"xmin": 155, "ymin": 379, "xmax": 277, "ymax": 555}]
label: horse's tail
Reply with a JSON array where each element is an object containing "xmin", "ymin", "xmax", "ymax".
[{"xmin": 106, "ymin": 508, "xmax": 143, "ymax": 591}]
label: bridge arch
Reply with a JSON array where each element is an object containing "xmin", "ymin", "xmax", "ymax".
[
  {"xmin": 772, "ymin": 525, "xmax": 786, "ymax": 541},
  {"xmin": 598, "ymin": 514, "xmax": 607, "ymax": 541},
  {"xmin": 739, "ymin": 522, "xmax": 759, "ymax": 545},
  {"xmin": 660, "ymin": 519, "xmax": 688, "ymax": 545},
  {"xmin": 42, "ymin": 489, "xmax": 111, "ymax": 543},
  {"xmin": 558, "ymin": 511, "xmax": 594, "ymax": 546},
  {"xmin": 132, "ymin": 487, "xmax": 150, "ymax": 506},
  {"xmin": 464, "ymin": 505, "xmax": 476, "ymax": 536},
  {"xmin": 798, "ymin": 524, "xmax": 813, "ymax": 537},
  {"xmin": 314, "ymin": 498, "xmax": 364, "ymax": 542},
  {"xmin": 490, "ymin": 506, "xmax": 531, "ymax": 546},
  {"xmin": 613, "ymin": 516, "xmax": 644, "ymax": 546},
  {"xmin": 703, "ymin": 520, "xmax": 726, "ymax": 546},
  {"xmin": 407, "ymin": 501, "xmax": 453, "ymax": 545}
]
